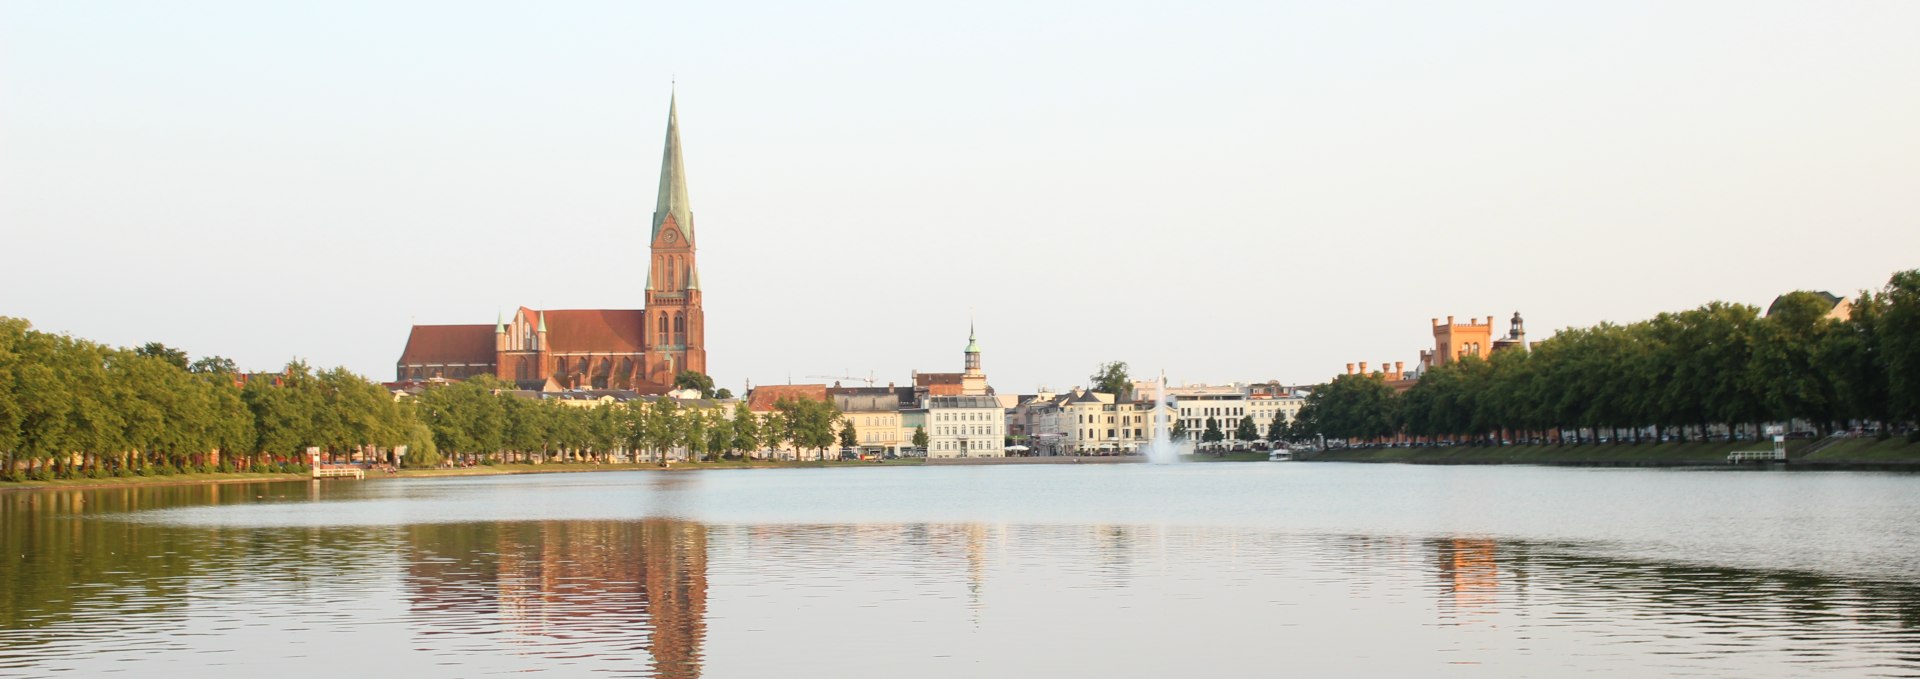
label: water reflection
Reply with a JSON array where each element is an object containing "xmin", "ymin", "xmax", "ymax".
[
  {"xmin": 5, "ymin": 473, "xmax": 1920, "ymax": 677},
  {"xmin": 404, "ymin": 521, "xmax": 707, "ymax": 678}
]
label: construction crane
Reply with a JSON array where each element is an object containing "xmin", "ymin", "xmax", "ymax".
[{"xmin": 805, "ymin": 370, "xmax": 877, "ymax": 387}]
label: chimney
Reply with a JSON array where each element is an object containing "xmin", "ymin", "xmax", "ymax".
[
  {"xmin": 1359, "ymin": 362, "xmax": 1369, "ymax": 374},
  {"xmin": 1395, "ymin": 361, "xmax": 1405, "ymax": 374},
  {"xmin": 1346, "ymin": 363, "xmax": 1355, "ymax": 375}
]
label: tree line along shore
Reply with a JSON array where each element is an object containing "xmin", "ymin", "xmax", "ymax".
[
  {"xmin": 5, "ymin": 268, "xmax": 1920, "ymax": 485},
  {"xmin": 0, "ymin": 316, "xmax": 869, "ymax": 483},
  {"xmin": 1292, "ymin": 270, "xmax": 1920, "ymax": 459}
]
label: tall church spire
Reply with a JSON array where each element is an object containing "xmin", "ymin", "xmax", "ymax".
[{"xmin": 653, "ymin": 89, "xmax": 692, "ymax": 242}]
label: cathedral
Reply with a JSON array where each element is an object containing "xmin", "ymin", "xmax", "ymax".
[{"xmin": 395, "ymin": 93, "xmax": 706, "ymax": 392}]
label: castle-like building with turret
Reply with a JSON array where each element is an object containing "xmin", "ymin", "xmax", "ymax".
[{"xmin": 395, "ymin": 93, "xmax": 706, "ymax": 392}]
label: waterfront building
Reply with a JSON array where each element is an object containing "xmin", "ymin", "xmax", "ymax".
[
  {"xmin": 1170, "ymin": 383, "xmax": 1252, "ymax": 441},
  {"xmin": 925, "ymin": 395, "xmax": 1005, "ymax": 458},
  {"xmin": 1012, "ymin": 389, "xmax": 1170, "ymax": 455},
  {"xmin": 1248, "ymin": 389, "xmax": 1305, "ymax": 435},
  {"xmin": 396, "ymin": 92, "xmax": 707, "ymax": 392},
  {"xmin": 830, "ymin": 385, "xmax": 916, "ymax": 457}
]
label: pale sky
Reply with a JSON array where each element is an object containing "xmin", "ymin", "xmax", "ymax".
[{"xmin": 3, "ymin": 1, "xmax": 1917, "ymax": 393}]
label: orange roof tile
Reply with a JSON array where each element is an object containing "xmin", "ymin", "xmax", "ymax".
[
  {"xmin": 399, "ymin": 325, "xmax": 496, "ymax": 366},
  {"xmin": 536, "ymin": 309, "xmax": 647, "ymax": 353},
  {"xmin": 747, "ymin": 384, "xmax": 828, "ymax": 412}
]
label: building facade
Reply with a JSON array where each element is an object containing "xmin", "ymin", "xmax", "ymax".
[
  {"xmin": 396, "ymin": 92, "xmax": 707, "ymax": 392},
  {"xmin": 925, "ymin": 395, "xmax": 1005, "ymax": 458}
]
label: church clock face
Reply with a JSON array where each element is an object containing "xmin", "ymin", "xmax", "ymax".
[{"xmin": 664, "ymin": 230, "xmax": 677, "ymax": 243}]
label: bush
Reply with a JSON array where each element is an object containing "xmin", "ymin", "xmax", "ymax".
[
  {"xmin": 1906, "ymin": 430, "xmax": 1920, "ymax": 444},
  {"xmin": 1877, "ymin": 431, "xmax": 1893, "ymax": 442}
]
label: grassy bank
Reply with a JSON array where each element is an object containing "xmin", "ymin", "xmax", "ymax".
[
  {"xmin": 0, "ymin": 470, "xmax": 309, "ymax": 491},
  {"xmin": 1303, "ymin": 438, "xmax": 1920, "ymax": 467},
  {"xmin": 1801, "ymin": 437, "xmax": 1920, "ymax": 463},
  {"xmin": 1305, "ymin": 440, "xmax": 1797, "ymax": 466},
  {"xmin": 1185, "ymin": 451, "xmax": 1273, "ymax": 462},
  {"xmin": 394, "ymin": 457, "xmax": 923, "ymax": 478},
  {"xmin": 0, "ymin": 457, "xmax": 926, "ymax": 491}
]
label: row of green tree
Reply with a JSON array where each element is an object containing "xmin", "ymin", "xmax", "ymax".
[
  {"xmin": 1, "ymin": 316, "xmax": 808, "ymax": 481},
  {"xmin": 1292, "ymin": 270, "xmax": 1920, "ymax": 444},
  {"xmin": 0, "ymin": 318, "xmax": 414, "ymax": 480},
  {"xmin": 408, "ymin": 375, "xmax": 864, "ymax": 466}
]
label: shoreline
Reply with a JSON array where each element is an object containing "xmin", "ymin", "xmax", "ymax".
[
  {"xmin": 0, "ymin": 458, "xmax": 926, "ymax": 492},
  {"xmin": 1299, "ymin": 439, "xmax": 1920, "ymax": 470}
]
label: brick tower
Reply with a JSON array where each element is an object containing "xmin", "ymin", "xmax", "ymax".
[{"xmin": 643, "ymin": 91, "xmax": 706, "ymax": 388}]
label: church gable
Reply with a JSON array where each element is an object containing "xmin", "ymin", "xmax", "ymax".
[{"xmin": 652, "ymin": 217, "xmax": 688, "ymax": 249}]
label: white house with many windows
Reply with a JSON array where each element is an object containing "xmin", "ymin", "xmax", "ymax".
[{"xmin": 925, "ymin": 395, "xmax": 1005, "ymax": 458}]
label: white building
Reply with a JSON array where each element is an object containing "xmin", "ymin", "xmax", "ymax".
[{"xmin": 925, "ymin": 395, "xmax": 1005, "ymax": 458}]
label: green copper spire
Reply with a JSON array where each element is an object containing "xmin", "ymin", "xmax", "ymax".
[
  {"xmin": 495, "ymin": 311, "xmax": 504, "ymax": 334},
  {"xmin": 652, "ymin": 89, "xmax": 692, "ymax": 242},
  {"xmin": 966, "ymin": 320, "xmax": 980, "ymax": 353},
  {"xmin": 537, "ymin": 310, "xmax": 547, "ymax": 333}
]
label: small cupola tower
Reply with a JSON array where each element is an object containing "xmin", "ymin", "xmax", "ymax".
[
  {"xmin": 1509, "ymin": 311, "xmax": 1526, "ymax": 342},
  {"xmin": 961, "ymin": 321, "xmax": 988, "ymax": 396}
]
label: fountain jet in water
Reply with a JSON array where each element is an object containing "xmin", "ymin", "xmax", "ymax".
[{"xmin": 1141, "ymin": 372, "xmax": 1189, "ymax": 464}]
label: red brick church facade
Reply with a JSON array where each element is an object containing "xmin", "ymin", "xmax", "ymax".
[{"xmin": 396, "ymin": 93, "xmax": 706, "ymax": 392}]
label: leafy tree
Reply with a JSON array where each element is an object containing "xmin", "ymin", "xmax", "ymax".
[
  {"xmin": 730, "ymin": 405, "xmax": 761, "ymax": 458},
  {"xmin": 713, "ymin": 387, "xmax": 734, "ymax": 400},
  {"xmin": 1089, "ymin": 361, "xmax": 1132, "ymax": 400},
  {"xmin": 775, "ymin": 397, "xmax": 841, "ymax": 459},
  {"xmin": 705, "ymin": 410, "xmax": 733, "ymax": 460},
  {"xmin": 1266, "ymin": 412, "xmax": 1288, "ymax": 442},
  {"xmin": 644, "ymin": 399, "xmax": 682, "ymax": 463},
  {"xmin": 188, "ymin": 356, "xmax": 239, "ymax": 376},
  {"xmin": 1234, "ymin": 415, "xmax": 1258, "ymax": 442},
  {"xmin": 135, "ymin": 342, "xmax": 189, "ymax": 370},
  {"xmin": 911, "ymin": 425, "xmax": 929, "ymax": 449},
  {"xmin": 402, "ymin": 421, "xmax": 441, "ymax": 467},
  {"xmin": 1171, "ymin": 418, "xmax": 1188, "ymax": 441},
  {"xmin": 838, "ymin": 417, "xmax": 858, "ymax": 449},
  {"xmin": 1202, "ymin": 416, "xmax": 1224, "ymax": 444},
  {"xmin": 1881, "ymin": 270, "xmax": 1920, "ymax": 425},
  {"xmin": 674, "ymin": 371, "xmax": 715, "ymax": 398}
]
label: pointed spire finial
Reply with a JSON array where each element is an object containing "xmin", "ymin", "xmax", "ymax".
[
  {"xmin": 495, "ymin": 311, "xmax": 504, "ymax": 334},
  {"xmin": 537, "ymin": 311, "xmax": 548, "ymax": 333}
]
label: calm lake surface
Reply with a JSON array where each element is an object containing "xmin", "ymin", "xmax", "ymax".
[{"xmin": 4, "ymin": 463, "xmax": 1920, "ymax": 677}]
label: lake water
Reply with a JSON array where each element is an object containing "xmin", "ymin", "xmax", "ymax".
[{"xmin": 4, "ymin": 463, "xmax": 1920, "ymax": 677}]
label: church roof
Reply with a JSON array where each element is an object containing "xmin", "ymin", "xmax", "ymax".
[
  {"xmin": 747, "ymin": 384, "xmax": 829, "ymax": 412},
  {"xmin": 399, "ymin": 324, "xmax": 495, "ymax": 366},
  {"xmin": 522, "ymin": 308, "xmax": 647, "ymax": 353}
]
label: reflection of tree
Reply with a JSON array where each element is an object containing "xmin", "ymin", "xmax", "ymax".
[
  {"xmin": 0, "ymin": 482, "xmax": 357, "ymax": 634},
  {"xmin": 1425, "ymin": 535, "xmax": 1920, "ymax": 641},
  {"xmin": 404, "ymin": 520, "xmax": 707, "ymax": 678}
]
